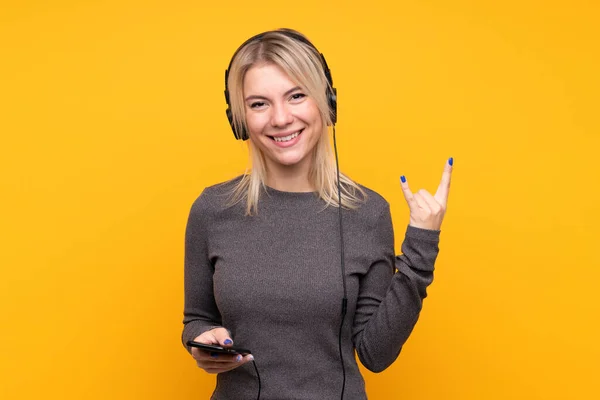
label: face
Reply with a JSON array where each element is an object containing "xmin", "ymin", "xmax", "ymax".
[{"xmin": 243, "ymin": 63, "xmax": 324, "ymax": 177}]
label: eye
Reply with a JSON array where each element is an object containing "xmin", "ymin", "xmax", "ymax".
[
  {"xmin": 249, "ymin": 101, "xmax": 266, "ymax": 109},
  {"xmin": 290, "ymin": 93, "xmax": 306, "ymax": 101}
]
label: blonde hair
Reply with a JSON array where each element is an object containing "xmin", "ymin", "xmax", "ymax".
[{"xmin": 226, "ymin": 28, "xmax": 366, "ymax": 215}]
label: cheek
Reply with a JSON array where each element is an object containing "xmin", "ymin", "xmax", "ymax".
[
  {"xmin": 245, "ymin": 111, "xmax": 268, "ymax": 135},
  {"xmin": 304, "ymin": 102, "xmax": 323, "ymax": 125}
]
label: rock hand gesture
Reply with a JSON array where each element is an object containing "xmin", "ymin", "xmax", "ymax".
[{"xmin": 400, "ymin": 157, "xmax": 453, "ymax": 231}]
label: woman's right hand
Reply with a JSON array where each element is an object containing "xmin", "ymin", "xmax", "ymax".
[{"xmin": 190, "ymin": 327, "xmax": 254, "ymax": 374}]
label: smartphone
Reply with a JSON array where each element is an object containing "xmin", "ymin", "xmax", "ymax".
[{"xmin": 187, "ymin": 340, "xmax": 251, "ymax": 356}]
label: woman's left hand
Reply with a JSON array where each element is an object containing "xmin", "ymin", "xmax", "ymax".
[{"xmin": 400, "ymin": 157, "xmax": 453, "ymax": 231}]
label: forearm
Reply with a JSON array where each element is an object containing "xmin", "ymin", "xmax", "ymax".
[
  {"xmin": 181, "ymin": 190, "xmax": 223, "ymax": 354},
  {"xmin": 355, "ymin": 225, "xmax": 440, "ymax": 372}
]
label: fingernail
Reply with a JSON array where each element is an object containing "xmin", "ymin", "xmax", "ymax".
[
  {"xmin": 224, "ymin": 339, "xmax": 232, "ymax": 345},
  {"xmin": 236, "ymin": 355, "xmax": 242, "ymax": 362},
  {"xmin": 449, "ymin": 157, "xmax": 453, "ymax": 166},
  {"xmin": 400, "ymin": 175, "xmax": 406, "ymax": 183},
  {"xmin": 210, "ymin": 352, "xmax": 219, "ymax": 358},
  {"xmin": 248, "ymin": 355, "xmax": 254, "ymax": 361}
]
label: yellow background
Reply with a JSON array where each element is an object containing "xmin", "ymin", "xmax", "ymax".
[{"xmin": 1, "ymin": 0, "xmax": 599, "ymax": 398}]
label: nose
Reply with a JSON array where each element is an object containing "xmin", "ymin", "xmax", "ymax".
[{"xmin": 270, "ymin": 102, "xmax": 294, "ymax": 128}]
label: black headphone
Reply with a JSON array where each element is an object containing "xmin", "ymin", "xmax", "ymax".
[{"xmin": 224, "ymin": 28, "xmax": 338, "ymax": 140}]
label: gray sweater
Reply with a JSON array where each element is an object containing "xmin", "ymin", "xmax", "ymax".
[{"xmin": 182, "ymin": 176, "xmax": 440, "ymax": 399}]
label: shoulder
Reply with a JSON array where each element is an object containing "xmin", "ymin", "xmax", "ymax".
[
  {"xmin": 200, "ymin": 175, "xmax": 244, "ymax": 200},
  {"xmin": 344, "ymin": 181, "xmax": 391, "ymax": 225},
  {"xmin": 188, "ymin": 175, "xmax": 244, "ymax": 217},
  {"xmin": 356, "ymin": 183, "xmax": 390, "ymax": 214}
]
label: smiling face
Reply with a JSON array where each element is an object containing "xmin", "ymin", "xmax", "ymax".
[{"xmin": 243, "ymin": 63, "xmax": 324, "ymax": 183}]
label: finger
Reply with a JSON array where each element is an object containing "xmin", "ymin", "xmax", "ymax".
[
  {"xmin": 211, "ymin": 353, "xmax": 253, "ymax": 367},
  {"xmin": 197, "ymin": 354, "xmax": 254, "ymax": 373},
  {"xmin": 240, "ymin": 354, "xmax": 255, "ymax": 364},
  {"xmin": 435, "ymin": 157, "xmax": 453, "ymax": 205},
  {"xmin": 413, "ymin": 192, "xmax": 431, "ymax": 212},
  {"xmin": 196, "ymin": 352, "xmax": 244, "ymax": 363},
  {"xmin": 211, "ymin": 328, "xmax": 234, "ymax": 347},
  {"xmin": 203, "ymin": 356, "xmax": 252, "ymax": 374},
  {"xmin": 399, "ymin": 176, "xmax": 417, "ymax": 208},
  {"xmin": 194, "ymin": 351, "xmax": 241, "ymax": 363},
  {"xmin": 417, "ymin": 189, "xmax": 443, "ymax": 214},
  {"xmin": 193, "ymin": 332, "xmax": 219, "ymax": 346},
  {"xmin": 193, "ymin": 328, "xmax": 233, "ymax": 347},
  {"xmin": 200, "ymin": 360, "xmax": 239, "ymax": 373}
]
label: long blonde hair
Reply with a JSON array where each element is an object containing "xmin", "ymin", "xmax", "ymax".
[{"xmin": 226, "ymin": 28, "xmax": 366, "ymax": 215}]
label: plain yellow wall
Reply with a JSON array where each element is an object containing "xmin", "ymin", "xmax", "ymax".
[{"xmin": 1, "ymin": 0, "xmax": 599, "ymax": 398}]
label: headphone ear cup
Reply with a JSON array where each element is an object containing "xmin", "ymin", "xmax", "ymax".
[
  {"xmin": 226, "ymin": 107, "xmax": 248, "ymax": 140},
  {"xmin": 226, "ymin": 107, "xmax": 237, "ymax": 139}
]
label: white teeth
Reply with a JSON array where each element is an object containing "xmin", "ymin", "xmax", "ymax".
[{"xmin": 273, "ymin": 130, "xmax": 301, "ymax": 142}]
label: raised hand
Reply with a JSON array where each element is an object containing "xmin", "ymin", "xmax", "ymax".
[{"xmin": 400, "ymin": 157, "xmax": 453, "ymax": 231}]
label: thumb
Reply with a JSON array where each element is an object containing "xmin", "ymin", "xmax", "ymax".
[{"xmin": 211, "ymin": 327, "xmax": 234, "ymax": 347}]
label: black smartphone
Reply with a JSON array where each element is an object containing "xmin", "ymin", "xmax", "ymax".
[{"xmin": 186, "ymin": 340, "xmax": 251, "ymax": 356}]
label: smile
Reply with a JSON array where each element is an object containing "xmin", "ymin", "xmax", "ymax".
[{"xmin": 270, "ymin": 129, "xmax": 303, "ymax": 142}]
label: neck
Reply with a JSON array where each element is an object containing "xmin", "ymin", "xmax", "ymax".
[{"xmin": 265, "ymin": 163, "xmax": 314, "ymax": 193}]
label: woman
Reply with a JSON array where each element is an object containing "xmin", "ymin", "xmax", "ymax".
[{"xmin": 182, "ymin": 28, "xmax": 452, "ymax": 400}]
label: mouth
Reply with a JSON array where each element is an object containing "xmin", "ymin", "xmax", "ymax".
[{"xmin": 268, "ymin": 129, "xmax": 304, "ymax": 143}]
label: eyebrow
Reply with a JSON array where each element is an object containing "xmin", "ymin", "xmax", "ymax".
[{"xmin": 244, "ymin": 86, "xmax": 302, "ymax": 102}]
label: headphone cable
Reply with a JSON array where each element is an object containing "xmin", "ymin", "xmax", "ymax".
[
  {"xmin": 252, "ymin": 359, "xmax": 261, "ymax": 400},
  {"xmin": 333, "ymin": 125, "xmax": 348, "ymax": 400}
]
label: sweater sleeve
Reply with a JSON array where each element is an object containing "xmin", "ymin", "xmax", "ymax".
[
  {"xmin": 353, "ymin": 204, "xmax": 440, "ymax": 372},
  {"xmin": 181, "ymin": 190, "xmax": 224, "ymax": 354}
]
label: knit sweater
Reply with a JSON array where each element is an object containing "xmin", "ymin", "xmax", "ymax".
[{"xmin": 181, "ymin": 176, "xmax": 440, "ymax": 399}]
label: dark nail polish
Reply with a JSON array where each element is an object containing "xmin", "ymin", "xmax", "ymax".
[
  {"xmin": 449, "ymin": 157, "xmax": 453, "ymax": 166},
  {"xmin": 210, "ymin": 352, "xmax": 219, "ymax": 358},
  {"xmin": 400, "ymin": 175, "xmax": 406, "ymax": 183},
  {"xmin": 224, "ymin": 339, "xmax": 232, "ymax": 345}
]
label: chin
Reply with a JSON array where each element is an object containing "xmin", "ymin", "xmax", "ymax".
[
  {"xmin": 276, "ymin": 156, "xmax": 305, "ymax": 166},
  {"xmin": 272, "ymin": 151, "xmax": 308, "ymax": 167}
]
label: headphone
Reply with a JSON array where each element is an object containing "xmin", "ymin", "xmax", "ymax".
[
  {"xmin": 224, "ymin": 29, "xmax": 338, "ymax": 140},
  {"xmin": 223, "ymin": 29, "xmax": 348, "ymax": 400}
]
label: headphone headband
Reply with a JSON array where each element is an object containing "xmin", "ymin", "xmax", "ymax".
[{"xmin": 224, "ymin": 29, "xmax": 337, "ymax": 140}]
